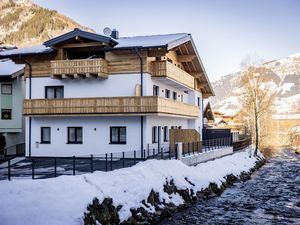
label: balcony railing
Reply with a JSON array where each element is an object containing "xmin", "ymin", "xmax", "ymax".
[
  {"xmin": 152, "ymin": 61, "xmax": 195, "ymax": 89},
  {"xmin": 50, "ymin": 59, "xmax": 108, "ymax": 78},
  {"xmin": 24, "ymin": 96, "xmax": 199, "ymax": 118}
]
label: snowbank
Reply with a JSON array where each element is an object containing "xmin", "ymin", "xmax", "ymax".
[{"xmin": 0, "ymin": 148, "xmax": 261, "ymax": 225}]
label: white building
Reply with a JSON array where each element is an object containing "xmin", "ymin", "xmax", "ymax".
[
  {"xmin": 0, "ymin": 29, "xmax": 214, "ymax": 157},
  {"xmin": 0, "ymin": 59, "xmax": 25, "ymax": 155}
]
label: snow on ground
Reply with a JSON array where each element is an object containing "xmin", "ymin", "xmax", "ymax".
[
  {"xmin": 0, "ymin": 148, "xmax": 260, "ymax": 225},
  {"xmin": 280, "ymin": 83, "xmax": 294, "ymax": 95}
]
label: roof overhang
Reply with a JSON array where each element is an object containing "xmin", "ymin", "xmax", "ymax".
[{"xmin": 44, "ymin": 28, "xmax": 118, "ymax": 48}]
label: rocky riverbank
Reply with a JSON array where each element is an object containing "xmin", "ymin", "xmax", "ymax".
[{"xmin": 83, "ymin": 154, "xmax": 265, "ymax": 225}]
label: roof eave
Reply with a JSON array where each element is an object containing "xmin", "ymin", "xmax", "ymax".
[
  {"xmin": 43, "ymin": 29, "xmax": 118, "ymax": 47},
  {"xmin": 0, "ymin": 49, "xmax": 56, "ymax": 59},
  {"xmin": 189, "ymin": 35, "xmax": 215, "ymax": 96}
]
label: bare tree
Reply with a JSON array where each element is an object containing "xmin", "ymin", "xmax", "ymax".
[{"xmin": 240, "ymin": 66, "xmax": 276, "ymax": 155}]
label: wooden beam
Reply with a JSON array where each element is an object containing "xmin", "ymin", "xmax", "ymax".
[
  {"xmin": 98, "ymin": 73, "xmax": 108, "ymax": 79},
  {"xmin": 61, "ymin": 42, "xmax": 108, "ymax": 48},
  {"xmin": 189, "ymin": 72, "xmax": 204, "ymax": 77},
  {"xmin": 202, "ymin": 93, "xmax": 213, "ymax": 98},
  {"xmin": 86, "ymin": 73, "xmax": 97, "ymax": 79},
  {"xmin": 61, "ymin": 74, "xmax": 74, "ymax": 79},
  {"xmin": 177, "ymin": 55, "xmax": 196, "ymax": 63},
  {"xmin": 50, "ymin": 74, "xmax": 62, "ymax": 80},
  {"xmin": 148, "ymin": 48, "xmax": 167, "ymax": 57},
  {"xmin": 73, "ymin": 74, "xmax": 85, "ymax": 79}
]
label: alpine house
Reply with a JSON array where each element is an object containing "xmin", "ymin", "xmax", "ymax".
[{"xmin": 0, "ymin": 28, "xmax": 214, "ymax": 157}]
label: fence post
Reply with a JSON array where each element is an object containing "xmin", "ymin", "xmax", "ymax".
[
  {"xmin": 169, "ymin": 146, "xmax": 171, "ymax": 159},
  {"xmin": 147, "ymin": 144, "xmax": 150, "ymax": 158},
  {"xmin": 160, "ymin": 147, "xmax": 163, "ymax": 159},
  {"xmin": 32, "ymin": 158, "xmax": 35, "ymax": 179},
  {"xmin": 134, "ymin": 150, "xmax": 136, "ymax": 165},
  {"xmin": 72, "ymin": 156, "xmax": 75, "ymax": 176},
  {"xmin": 54, "ymin": 158, "xmax": 57, "ymax": 177},
  {"xmin": 175, "ymin": 144, "xmax": 178, "ymax": 160},
  {"xmin": 8, "ymin": 159, "xmax": 11, "ymax": 181},
  {"xmin": 143, "ymin": 149, "xmax": 146, "ymax": 160},
  {"xmin": 105, "ymin": 153, "xmax": 108, "ymax": 172},
  {"xmin": 122, "ymin": 152, "xmax": 125, "ymax": 168},
  {"xmin": 193, "ymin": 142, "xmax": 195, "ymax": 154},
  {"xmin": 110, "ymin": 153, "xmax": 113, "ymax": 171},
  {"xmin": 91, "ymin": 154, "xmax": 93, "ymax": 173},
  {"xmin": 175, "ymin": 142, "xmax": 182, "ymax": 160}
]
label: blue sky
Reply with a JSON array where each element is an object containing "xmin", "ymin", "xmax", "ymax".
[{"xmin": 32, "ymin": 0, "xmax": 300, "ymax": 81}]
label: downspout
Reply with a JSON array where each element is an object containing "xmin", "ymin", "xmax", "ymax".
[
  {"xmin": 22, "ymin": 58, "xmax": 32, "ymax": 158},
  {"xmin": 135, "ymin": 48, "xmax": 144, "ymax": 158},
  {"xmin": 202, "ymin": 98, "xmax": 204, "ymax": 140}
]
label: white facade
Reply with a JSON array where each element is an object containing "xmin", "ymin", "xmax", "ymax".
[
  {"xmin": 26, "ymin": 73, "xmax": 204, "ymax": 157},
  {"xmin": 0, "ymin": 77, "xmax": 25, "ymax": 148}
]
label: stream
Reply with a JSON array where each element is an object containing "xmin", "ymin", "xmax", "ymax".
[{"xmin": 160, "ymin": 149, "xmax": 300, "ymax": 225}]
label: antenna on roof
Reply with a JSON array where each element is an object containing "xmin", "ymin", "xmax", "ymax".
[{"xmin": 103, "ymin": 27, "xmax": 112, "ymax": 36}]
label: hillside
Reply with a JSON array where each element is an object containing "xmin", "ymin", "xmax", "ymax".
[
  {"xmin": 0, "ymin": 0, "xmax": 94, "ymax": 47},
  {"xmin": 211, "ymin": 53, "xmax": 300, "ymax": 115}
]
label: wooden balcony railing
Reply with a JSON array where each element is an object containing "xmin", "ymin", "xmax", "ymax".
[
  {"xmin": 50, "ymin": 59, "xmax": 108, "ymax": 79},
  {"xmin": 24, "ymin": 96, "xmax": 199, "ymax": 118},
  {"xmin": 152, "ymin": 61, "xmax": 195, "ymax": 89}
]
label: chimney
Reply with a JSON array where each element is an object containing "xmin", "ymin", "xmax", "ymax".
[{"xmin": 111, "ymin": 29, "xmax": 119, "ymax": 39}]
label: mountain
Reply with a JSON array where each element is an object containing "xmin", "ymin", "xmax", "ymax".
[
  {"xmin": 0, "ymin": 0, "xmax": 94, "ymax": 47},
  {"xmin": 211, "ymin": 52, "xmax": 300, "ymax": 115}
]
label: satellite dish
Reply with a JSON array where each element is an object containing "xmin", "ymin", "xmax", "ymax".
[{"xmin": 103, "ymin": 27, "xmax": 112, "ymax": 36}]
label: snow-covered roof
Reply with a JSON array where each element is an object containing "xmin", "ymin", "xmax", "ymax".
[
  {"xmin": 116, "ymin": 33, "xmax": 190, "ymax": 49},
  {"xmin": 0, "ymin": 45, "xmax": 54, "ymax": 57},
  {"xmin": 44, "ymin": 28, "xmax": 118, "ymax": 47},
  {"xmin": 0, "ymin": 59, "xmax": 24, "ymax": 79},
  {"xmin": 0, "ymin": 33, "xmax": 191, "ymax": 57},
  {"xmin": 272, "ymin": 114, "xmax": 300, "ymax": 120}
]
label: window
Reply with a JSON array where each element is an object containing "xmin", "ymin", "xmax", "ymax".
[
  {"xmin": 1, "ymin": 84, "xmax": 12, "ymax": 95},
  {"xmin": 41, "ymin": 127, "xmax": 51, "ymax": 144},
  {"xmin": 110, "ymin": 127, "xmax": 126, "ymax": 144},
  {"xmin": 164, "ymin": 126, "xmax": 169, "ymax": 142},
  {"xmin": 197, "ymin": 97, "xmax": 201, "ymax": 107},
  {"xmin": 165, "ymin": 89, "xmax": 170, "ymax": 98},
  {"xmin": 153, "ymin": 85, "xmax": 159, "ymax": 96},
  {"xmin": 67, "ymin": 127, "xmax": 83, "ymax": 144},
  {"xmin": 152, "ymin": 126, "xmax": 158, "ymax": 143},
  {"xmin": 45, "ymin": 86, "xmax": 64, "ymax": 99},
  {"xmin": 1, "ymin": 109, "xmax": 12, "ymax": 120},
  {"xmin": 172, "ymin": 91, "xmax": 177, "ymax": 100}
]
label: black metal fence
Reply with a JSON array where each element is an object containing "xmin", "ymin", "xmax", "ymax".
[
  {"xmin": 1, "ymin": 137, "xmax": 250, "ymax": 181},
  {"xmin": 233, "ymin": 138, "xmax": 251, "ymax": 151},
  {"xmin": 0, "ymin": 143, "xmax": 25, "ymax": 163}
]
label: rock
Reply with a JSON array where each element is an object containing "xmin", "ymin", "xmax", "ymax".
[
  {"xmin": 147, "ymin": 190, "xmax": 160, "ymax": 210},
  {"xmin": 177, "ymin": 188, "xmax": 193, "ymax": 203},
  {"xmin": 84, "ymin": 198, "xmax": 120, "ymax": 225},
  {"xmin": 226, "ymin": 174, "xmax": 238, "ymax": 184},
  {"xmin": 159, "ymin": 208, "xmax": 172, "ymax": 219},
  {"xmin": 163, "ymin": 180, "xmax": 177, "ymax": 195},
  {"xmin": 240, "ymin": 172, "xmax": 251, "ymax": 181},
  {"xmin": 130, "ymin": 207, "xmax": 152, "ymax": 223}
]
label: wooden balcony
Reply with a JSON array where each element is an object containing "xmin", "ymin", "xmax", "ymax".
[
  {"xmin": 152, "ymin": 61, "xmax": 195, "ymax": 89},
  {"xmin": 50, "ymin": 58, "xmax": 108, "ymax": 79},
  {"xmin": 23, "ymin": 96, "xmax": 199, "ymax": 118}
]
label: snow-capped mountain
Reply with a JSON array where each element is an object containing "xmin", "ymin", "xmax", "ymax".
[
  {"xmin": 0, "ymin": 0, "xmax": 94, "ymax": 47},
  {"xmin": 211, "ymin": 53, "xmax": 300, "ymax": 115}
]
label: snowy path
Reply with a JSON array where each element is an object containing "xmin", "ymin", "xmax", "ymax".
[{"xmin": 0, "ymin": 148, "xmax": 260, "ymax": 225}]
